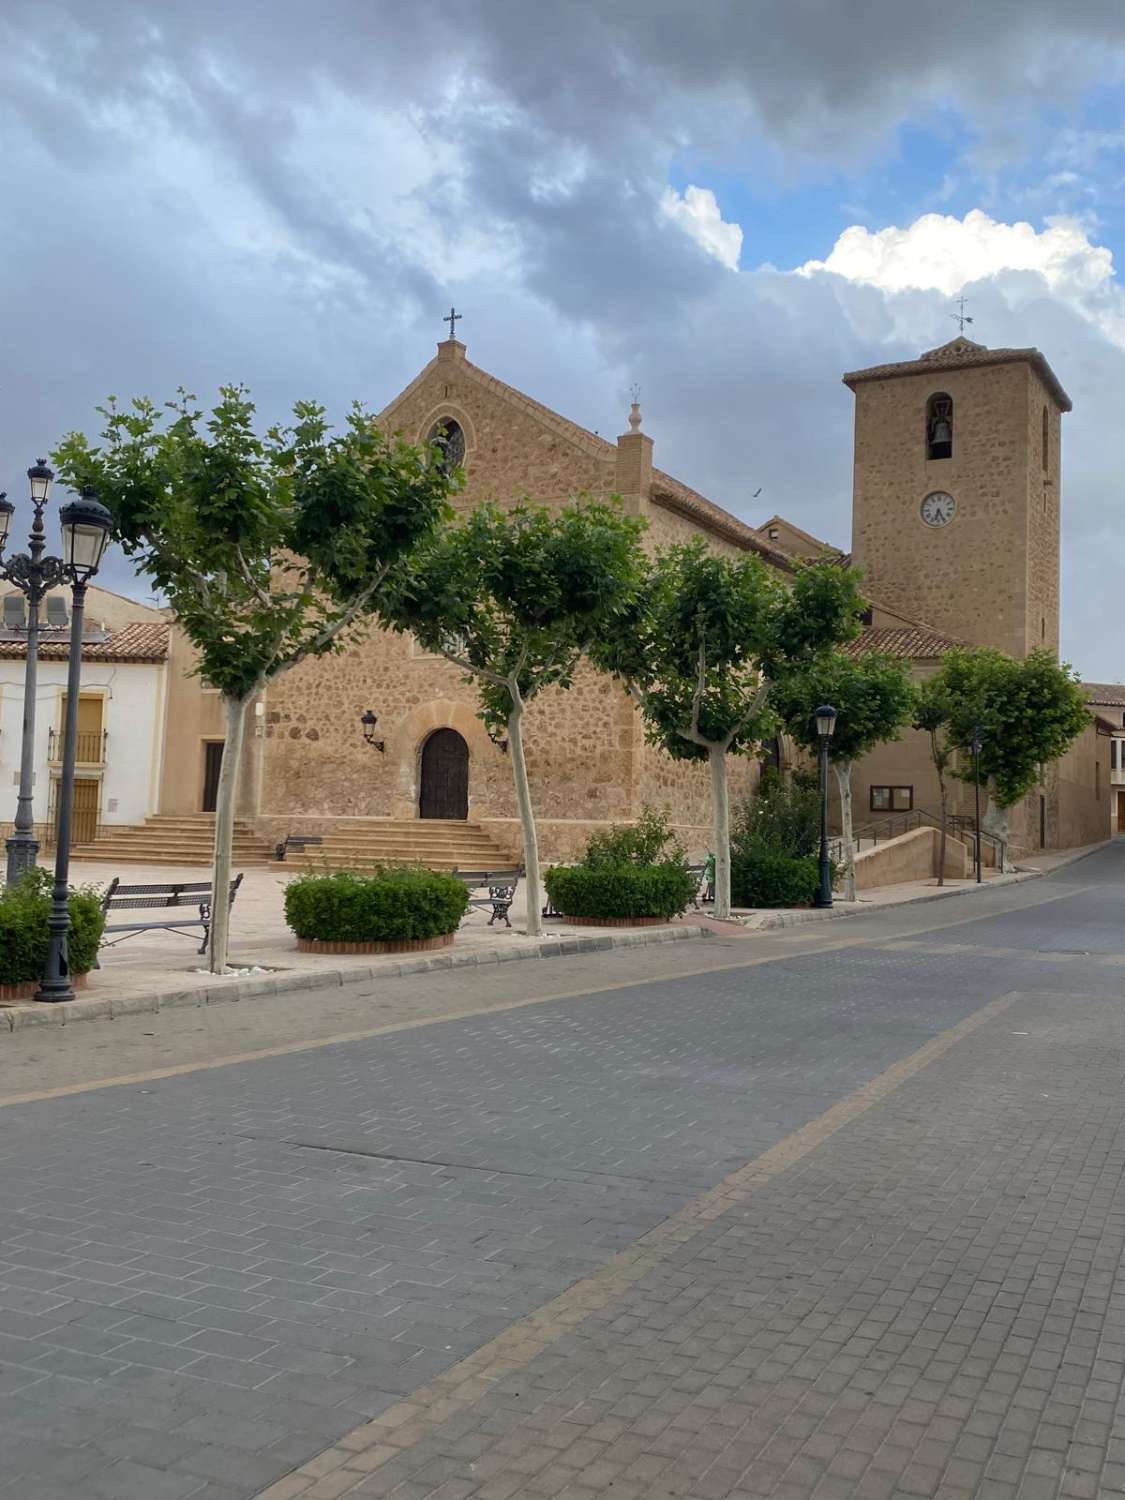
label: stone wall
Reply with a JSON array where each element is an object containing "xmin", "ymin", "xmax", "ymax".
[{"xmin": 850, "ymin": 358, "xmax": 1063, "ymax": 660}]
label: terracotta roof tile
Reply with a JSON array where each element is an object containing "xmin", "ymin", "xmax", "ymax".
[
  {"xmin": 842, "ymin": 337, "xmax": 1072, "ymax": 412},
  {"xmin": 842, "ymin": 625, "xmax": 960, "ymax": 660},
  {"xmin": 0, "ymin": 620, "xmax": 169, "ymax": 663},
  {"xmin": 1083, "ymin": 682, "xmax": 1125, "ymax": 707}
]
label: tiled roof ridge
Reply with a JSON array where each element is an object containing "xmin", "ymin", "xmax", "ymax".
[
  {"xmin": 1082, "ymin": 681, "xmax": 1125, "ymax": 706},
  {"xmin": 754, "ymin": 513, "xmax": 844, "ymax": 556},
  {"xmin": 0, "ymin": 619, "xmax": 169, "ymax": 663},
  {"xmin": 842, "ymin": 341, "xmax": 1072, "ymax": 412},
  {"xmin": 843, "ymin": 623, "xmax": 963, "ymax": 661}
]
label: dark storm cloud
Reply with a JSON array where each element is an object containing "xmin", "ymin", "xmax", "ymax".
[{"xmin": 3, "ymin": 2, "xmax": 1125, "ymax": 669}]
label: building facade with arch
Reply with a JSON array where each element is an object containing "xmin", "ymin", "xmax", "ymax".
[{"xmin": 151, "ymin": 333, "xmax": 1110, "ymax": 865}]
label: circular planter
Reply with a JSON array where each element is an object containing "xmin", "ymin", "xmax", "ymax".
[
  {"xmin": 0, "ymin": 973, "xmax": 90, "ymax": 1003},
  {"xmin": 558, "ymin": 914, "xmax": 671, "ymax": 927},
  {"xmin": 295, "ymin": 932, "xmax": 455, "ymax": 955}
]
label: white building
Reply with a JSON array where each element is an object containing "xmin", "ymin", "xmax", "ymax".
[{"xmin": 0, "ymin": 586, "xmax": 169, "ymax": 845}]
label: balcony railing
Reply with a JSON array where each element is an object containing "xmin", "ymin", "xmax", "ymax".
[{"xmin": 47, "ymin": 727, "xmax": 107, "ymax": 765}]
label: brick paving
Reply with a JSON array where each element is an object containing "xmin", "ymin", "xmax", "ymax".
[{"xmin": 0, "ymin": 844, "xmax": 1121, "ymax": 1497}]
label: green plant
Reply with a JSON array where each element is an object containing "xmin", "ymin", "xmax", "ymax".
[
  {"xmin": 543, "ymin": 863, "xmax": 696, "ymax": 920},
  {"xmin": 0, "ymin": 868, "xmax": 105, "ymax": 985},
  {"xmin": 735, "ymin": 769, "xmax": 821, "ymax": 860},
  {"xmin": 582, "ymin": 805, "xmax": 685, "ymax": 869},
  {"xmin": 590, "ymin": 542, "xmax": 864, "ymax": 917},
  {"xmin": 54, "ymin": 388, "xmax": 456, "ymax": 971},
  {"xmin": 386, "ymin": 498, "xmax": 646, "ymax": 937},
  {"xmin": 283, "ymin": 867, "xmax": 469, "ymax": 943},
  {"xmin": 730, "ymin": 847, "xmax": 819, "ymax": 908}
]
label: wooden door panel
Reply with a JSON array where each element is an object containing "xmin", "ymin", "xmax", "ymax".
[{"xmin": 419, "ymin": 729, "xmax": 469, "ymax": 820}]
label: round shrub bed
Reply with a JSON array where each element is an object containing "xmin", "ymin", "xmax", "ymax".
[
  {"xmin": 544, "ymin": 863, "xmax": 696, "ymax": 922},
  {"xmin": 0, "ymin": 869, "xmax": 104, "ymax": 993},
  {"xmin": 731, "ymin": 848, "xmax": 820, "ymax": 908},
  {"xmin": 284, "ymin": 867, "xmax": 469, "ymax": 950}
]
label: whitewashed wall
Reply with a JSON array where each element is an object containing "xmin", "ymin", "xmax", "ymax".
[{"xmin": 0, "ymin": 659, "xmax": 166, "ymax": 828}]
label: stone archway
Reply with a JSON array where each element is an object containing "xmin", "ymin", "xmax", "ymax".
[{"xmin": 419, "ymin": 728, "xmax": 469, "ymax": 819}]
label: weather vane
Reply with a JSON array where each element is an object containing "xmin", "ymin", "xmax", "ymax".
[
  {"xmin": 443, "ymin": 305, "xmax": 462, "ymax": 340},
  {"xmin": 951, "ymin": 295, "xmax": 973, "ymax": 335}
]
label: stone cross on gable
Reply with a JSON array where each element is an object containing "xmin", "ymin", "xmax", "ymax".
[{"xmin": 443, "ymin": 306, "xmax": 462, "ymax": 340}]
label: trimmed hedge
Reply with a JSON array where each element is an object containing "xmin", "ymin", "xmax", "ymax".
[
  {"xmin": 284, "ymin": 867, "xmax": 469, "ymax": 943},
  {"xmin": 730, "ymin": 847, "xmax": 819, "ymax": 908},
  {"xmin": 544, "ymin": 862, "xmax": 696, "ymax": 921},
  {"xmin": 0, "ymin": 868, "xmax": 105, "ymax": 986}
]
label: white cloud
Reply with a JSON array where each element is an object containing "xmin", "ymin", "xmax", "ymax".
[
  {"xmin": 799, "ymin": 209, "xmax": 1113, "ymax": 297},
  {"xmin": 660, "ymin": 185, "xmax": 743, "ymax": 270}
]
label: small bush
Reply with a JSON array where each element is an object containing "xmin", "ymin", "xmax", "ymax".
[
  {"xmin": 583, "ymin": 806, "xmax": 686, "ymax": 869},
  {"xmin": 544, "ymin": 862, "xmax": 696, "ymax": 920},
  {"xmin": 734, "ymin": 768, "xmax": 821, "ymax": 860},
  {"xmin": 284, "ymin": 867, "xmax": 469, "ymax": 943},
  {"xmin": 730, "ymin": 847, "xmax": 820, "ymax": 908},
  {"xmin": 0, "ymin": 867, "xmax": 105, "ymax": 985}
]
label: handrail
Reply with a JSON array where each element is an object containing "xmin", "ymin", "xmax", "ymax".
[{"xmin": 829, "ymin": 807, "xmax": 1003, "ymax": 863}]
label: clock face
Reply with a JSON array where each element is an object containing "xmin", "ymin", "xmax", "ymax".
[{"xmin": 920, "ymin": 491, "xmax": 956, "ymax": 527}]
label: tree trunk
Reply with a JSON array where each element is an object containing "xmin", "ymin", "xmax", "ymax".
[
  {"xmin": 709, "ymin": 745, "xmax": 731, "ymax": 920},
  {"xmin": 209, "ymin": 694, "xmax": 250, "ymax": 973},
  {"xmin": 507, "ymin": 701, "xmax": 543, "ymax": 938},
  {"xmin": 936, "ymin": 760, "xmax": 948, "ymax": 887},
  {"xmin": 833, "ymin": 760, "xmax": 856, "ymax": 902}
]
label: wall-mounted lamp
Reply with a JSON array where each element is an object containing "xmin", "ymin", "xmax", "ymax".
[
  {"xmin": 360, "ymin": 709, "xmax": 385, "ymax": 752},
  {"xmin": 488, "ymin": 730, "xmax": 509, "ymax": 753}
]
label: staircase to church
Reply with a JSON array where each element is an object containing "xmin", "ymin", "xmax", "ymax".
[
  {"xmin": 71, "ymin": 814, "xmax": 274, "ymax": 867},
  {"xmin": 285, "ymin": 819, "xmax": 512, "ymax": 873}
]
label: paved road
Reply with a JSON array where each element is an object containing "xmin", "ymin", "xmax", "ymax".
[{"xmin": 0, "ymin": 845, "xmax": 1124, "ymax": 1499}]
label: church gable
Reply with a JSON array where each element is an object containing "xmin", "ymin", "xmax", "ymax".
[{"xmin": 378, "ymin": 339, "xmax": 615, "ymax": 511}]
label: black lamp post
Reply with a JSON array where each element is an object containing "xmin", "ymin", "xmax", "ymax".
[
  {"xmin": 34, "ymin": 488, "xmax": 113, "ymax": 1002},
  {"xmin": 813, "ymin": 703, "xmax": 837, "ymax": 909},
  {"xmin": 0, "ymin": 461, "xmax": 71, "ymax": 886},
  {"xmin": 360, "ymin": 710, "xmax": 385, "ymax": 752},
  {"xmin": 970, "ymin": 725, "xmax": 983, "ymax": 884}
]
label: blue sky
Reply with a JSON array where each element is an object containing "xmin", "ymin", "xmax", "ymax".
[{"xmin": 3, "ymin": 2, "xmax": 1125, "ymax": 675}]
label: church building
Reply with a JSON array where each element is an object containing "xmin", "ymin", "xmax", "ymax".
[{"xmin": 142, "ymin": 330, "xmax": 1109, "ymax": 870}]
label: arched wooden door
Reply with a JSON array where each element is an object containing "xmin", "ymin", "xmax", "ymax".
[{"xmin": 419, "ymin": 729, "xmax": 469, "ymax": 819}]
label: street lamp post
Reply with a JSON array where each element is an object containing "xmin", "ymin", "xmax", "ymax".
[
  {"xmin": 34, "ymin": 490, "xmax": 113, "ymax": 1002},
  {"xmin": 813, "ymin": 703, "xmax": 837, "ymax": 909},
  {"xmin": 0, "ymin": 462, "xmax": 68, "ymax": 886},
  {"xmin": 970, "ymin": 725, "xmax": 983, "ymax": 884}
]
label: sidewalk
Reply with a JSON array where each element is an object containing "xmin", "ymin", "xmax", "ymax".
[{"xmin": 0, "ymin": 840, "xmax": 1109, "ymax": 1034}]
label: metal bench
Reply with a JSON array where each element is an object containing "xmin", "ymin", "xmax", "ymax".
[
  {"xmin": 275, "ymin": 833, "xmax": 323, "ymax": 861},
  {"xmin": 454, "ymin": 867, "xmax": 522, "ymax": 928},
  {"xmin": 99, "ymin": 874, "xmax": 244, "ymax": 956}
]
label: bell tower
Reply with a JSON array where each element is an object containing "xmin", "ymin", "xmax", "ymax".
[{"xmin": 844, "ymin": 338, "xmax": 1071, "ymax": 659}]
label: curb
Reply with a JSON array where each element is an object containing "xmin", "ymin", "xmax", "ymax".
[
  {"xmin": 751, "ymin": 838, "xmax": 1113, "ymax": 930},
  {"xmin": 0, "ymin": 924, "xmax": 712, "ymax": 1035}
]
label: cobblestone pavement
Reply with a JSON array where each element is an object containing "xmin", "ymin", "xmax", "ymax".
[{"xmin": 0, "ymin": 844, "xmax": 1122, "ymax": 1498}]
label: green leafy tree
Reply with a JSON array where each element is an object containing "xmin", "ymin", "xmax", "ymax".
[
  {"xmin": 771, "ymin": 652, "xmax": 914, "ymax": 900},
  {"xmin": 591, "ymin": 543, "xmax": 864, "ymax": 919},
  {"xmin": 53, "ymin": 387, "xmax": 454, "ymax": 970},
  {"xmin": 386, "ymin": 499, "xmax": 646, "ymax": 937},
  {"xmin": 932, "ymin": 647, "xmax": 1090, "ymax": 867},
  {"xmin": 913, "ymin": 675, "xmax": 955, "ymax": 885}
]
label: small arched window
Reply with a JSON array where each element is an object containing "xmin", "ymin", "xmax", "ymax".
[
  {"xmin": 1042, "ymin": 405, "xmax": 1049, "ymax": 473},
  {"xmin": 926, "ymin": 393, "xmax": 953, "ymax": 460},
  {"xmin": 427, "ymin": 417, "xmax": 466, "ymax": 476}
]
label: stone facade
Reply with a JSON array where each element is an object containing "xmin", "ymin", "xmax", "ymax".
[
  {"xmin": 153, "ymin": 331, "xmax": 1104, "ymax": 868},
  {"xmin": 846, "ymin": 338, "xmax": 1068, "ymax": 661},
  {"xmin": 249, "ymin": 340, "xmax": 768, "ymax": 862}
]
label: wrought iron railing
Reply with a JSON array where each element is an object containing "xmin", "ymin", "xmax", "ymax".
[
  {"xmin": 47, "ymin": 727, "xmax": 107, "ymax": 765},
  {"xmin": 829, "ymin": 808, "xmax": 1003, "ymax": 867}
]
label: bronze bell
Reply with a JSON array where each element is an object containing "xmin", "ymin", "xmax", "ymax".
[{"xmin": 931, "ymin": 418, "xmax": 952, "ymax": 445}]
